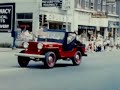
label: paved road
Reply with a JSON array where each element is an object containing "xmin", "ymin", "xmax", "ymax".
[{"xmin": 0, "ymin": 49, "xmax": 120, "ymax": 90}]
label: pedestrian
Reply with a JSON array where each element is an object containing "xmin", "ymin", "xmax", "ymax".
[
  {"xmin": 12, "ymin": 25, "xmax": 21, "ymax": 49},
  {"xmin": 12, "ymin": 30, "xmax": 17, "ymax": 50},
  {"xmin": 103, "ymin": 40, "xmax": 107, "ymax": 51},
  {"xmin": 116, "ymin": 37, "xmax": 120, "ymax": 49},
  {"xmin": 106, "ymin": 39, "xmax": 110, "ymax": 51},
  {"xmin": 109, "ymin": 36, "xmax": 114, "ymax": 51},
  {"xmin": 88, "ymin": 41, "xmax": 93, "ymax": 52},
  {"xmin": 93, "ymin": 41, "xmax": 96, "ymax": 52}
]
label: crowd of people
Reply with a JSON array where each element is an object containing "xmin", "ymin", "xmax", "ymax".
[{"xmin": 79, "ymin": 32, "xmax": 120, "ymax": 53}]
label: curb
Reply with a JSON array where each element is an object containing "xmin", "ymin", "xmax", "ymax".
[
  {"xmin": 0, "ymin": 48, "xmax": 13, "ymax": 52},
  {"xmin": 0, "ymin": 48, "xmax": 19, "ymax": 52}
]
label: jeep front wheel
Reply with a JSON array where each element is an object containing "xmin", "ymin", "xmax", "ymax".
[
  {"xmin": 18, "ymin": 56, "xmax": 30, "ymax": 67},
  {"xmin": 44, "ymin": 52, "xmax": 56, "ymax": 68},
  {"xmin": 72, "ymin": 51, "xmax": 82, "ymax": 65}
]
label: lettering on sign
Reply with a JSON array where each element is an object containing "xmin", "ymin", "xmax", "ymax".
[
  {"xmin": 42, "ymin": 0, "xmax": 62, "ymax": 7},
  {"xmin": 0, "ymin": 9, "xmax": 11, "ymax": 14}
]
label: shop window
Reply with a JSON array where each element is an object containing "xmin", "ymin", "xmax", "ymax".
[
  {"xmin": 17, "ymin": 21, "xmax": 32, "ymax": 32},
  {"xmin": 49, "ymin": 22, "xmax": 63, "ymax": 30},
  {"xmin": 17, "ymin": 13, "xmax": 33, "ymax": 19}
]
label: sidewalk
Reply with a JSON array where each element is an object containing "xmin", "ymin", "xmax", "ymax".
[
  {"xmin": 86, "ymin": 46, "xmax": 119, "ymax": 54},
  {"xmin": 0, "ymin": 48, "xmax": 23, "ymax": 52}
]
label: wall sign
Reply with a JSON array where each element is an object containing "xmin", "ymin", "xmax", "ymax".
[
  {"xmin": 42, "ymin": 0, "xmax": 62, "ymax": 7},
  {"xmin": 0, "ymin": 3, "xmax": 15, "ymax": 32},
  {"xmin": 78, "ymin": 25, "xmax": 96, "ymax": 30},
  {"xmin": 91, "ymin": 12, "xmax": 107, "ymax": 18}
]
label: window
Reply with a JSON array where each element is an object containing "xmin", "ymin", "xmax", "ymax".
[
  {"xmin": 112, "ymin": 4, "xmax": 116, "ymax": 14},
  {"xmin": 17, "ymin": 13, "xmax": 24, "ymax": 19},
  {"xmin": 85, "ymin": 0, "xmax": 89, "ymax": 9},
  {"xmin": 17, "ymin": 13, "xmax": 33, "ymax": 19},
  {"xmin": 102, "ymin": 0, "xmax": 106, "ymax": 5},
  {"xmin": 107, "ymin": 5, "xmax": 112, "ymax": 14},
  {"xmin": 67, "ymin": 33, "xmax": 76, "ymax": 44},
  {"xmin": 98, "ymin": 0, "xmax": 101, "ymax": 4},
  {"xmin": 97, "ymin": 0, "xmax": 101, "ymax": 11},
  {"xmin": 81, "ymin": 0, "xmax": 85, "ymax": 9},
  {"xmin": 97, "ymin": 4, "xmax": 101, "ymax": 11},
  {"xmin": 75, "ymin": 0, "xmax": 81, "ymax": 8},
  {"xmin": 102, "ymin": 0, "xmax": 106, "ymax": 12},
  {"xmin": 102, "ymin": 5, "xmax": 106, "ymax": 12}
]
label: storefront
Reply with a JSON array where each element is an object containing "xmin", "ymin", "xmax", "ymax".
[
  {"xmin": 78, "ymin": 25, "xmax": 96, "ymax": 41},
  {"xmin": 108, "ymin": 21, "xmax": 119, "ymax": 40}
]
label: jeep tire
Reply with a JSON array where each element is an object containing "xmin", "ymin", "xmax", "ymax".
[
  {"xmin": 72, "ymin": 51, "xmax": 82, "ymax": 65},
  {"xmin": 44, "ymin": 52, "xmax": 56, "ymax": 68},
  {"xmin": 18, "ymin": 51, "xmax": 30, "ymax": 67}
]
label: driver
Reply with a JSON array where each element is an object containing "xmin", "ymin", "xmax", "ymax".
[
  {"xmin": 74, "ymin": 31, "xmax": 82, "ymax": 45},
  {"xmin": 34, "ymin": 26, "xmax": 47, "ymax": 41}
]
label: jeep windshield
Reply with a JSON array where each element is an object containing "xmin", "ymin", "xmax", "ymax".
[{"xmin": 37, "ymin": 29, "xmax": 65, "ymax": 43}]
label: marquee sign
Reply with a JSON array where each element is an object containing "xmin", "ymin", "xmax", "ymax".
[{"xmin": 0, "ymin": 3, "xmax": 15, "ymax": 32}]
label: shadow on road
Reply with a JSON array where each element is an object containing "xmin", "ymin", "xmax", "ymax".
[{"xmin": 13, "ymin": 63, "xmax": 74, "ymax": 69}]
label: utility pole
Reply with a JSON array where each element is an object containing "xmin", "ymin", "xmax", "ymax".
[
  {"xmin": 61, "ymin": 0, "xmax": 70, "ymax": 32},
  {"xmin": 66, "ymin": 10, "xmax": 69, "ymax": 32}
]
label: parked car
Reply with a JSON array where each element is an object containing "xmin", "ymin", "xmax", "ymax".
[{"xmin": 15, "ymin": 29, "xmax": 87, "ymax": 68}]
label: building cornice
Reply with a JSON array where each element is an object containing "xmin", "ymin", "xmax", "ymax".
[
  {"xmin": 75, "ymin": 8, "xmax": 95, "ymax": 13},
  {"xmin": 107, "ymin": 14, "xmax": 119, "ymax": 17}
]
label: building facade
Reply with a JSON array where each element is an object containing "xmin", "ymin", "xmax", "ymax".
[
  {"xmin": 74, "ymin": 0, "xmax": 119, "ymax": 42},
  {"xmin": 0, "ymin": 0, "xmax": 119, "ymax": 45},
  {"xmin": 116, "ymin": 0, "xmax": 120, "ymax": 36}
]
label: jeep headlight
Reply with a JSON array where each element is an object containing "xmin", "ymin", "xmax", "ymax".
[
  {"xmin": 23, "ymin": 42, "xmax": 29, "ymax": 48},
  {"xmin": 37, "ymin": 43, "xmax": 43, "ymax": 49}
]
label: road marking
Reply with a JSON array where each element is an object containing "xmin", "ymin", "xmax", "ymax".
[{"xmin": 0, "ymin": 68, "xmax": 26, "ymax": 73}]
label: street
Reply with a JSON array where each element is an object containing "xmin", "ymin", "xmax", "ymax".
[{"xmin": 0, "ymin": 49, "xmax": 120, "ymax": 90}]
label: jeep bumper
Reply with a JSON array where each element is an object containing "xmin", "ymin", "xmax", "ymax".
[{"xmin": 15, "ymin": 53, "xmax": 45, "ymax": 58}]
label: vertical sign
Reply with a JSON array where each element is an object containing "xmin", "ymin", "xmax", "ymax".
[{"xmin": 0, "ymin": 3, "xmax": 15, "ymax": 32}]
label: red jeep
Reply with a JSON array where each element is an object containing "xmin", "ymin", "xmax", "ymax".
[{"xmin": 15, "ymin": 29, "xmax": 87, "ymax": 68}]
